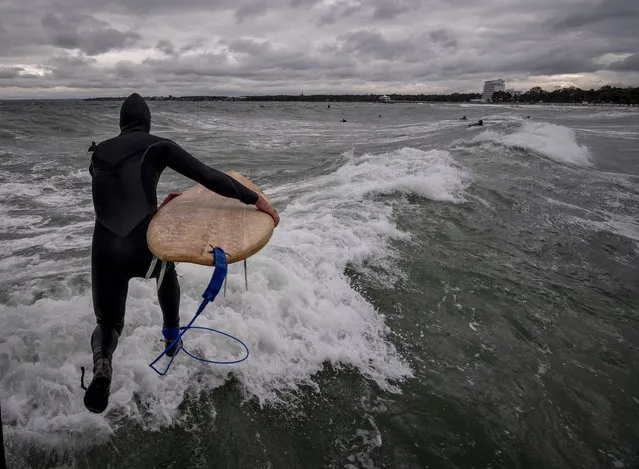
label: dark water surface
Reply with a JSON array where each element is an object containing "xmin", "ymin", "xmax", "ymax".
[{"xmin": 1, "ymin": 100, "xmax": 638, "ymax": 468}]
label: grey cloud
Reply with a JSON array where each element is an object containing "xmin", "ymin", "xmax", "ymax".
[
  {"xmin": 225, "ymin": 38, "xmax": 273, "ymax": 55},
  {"xmin": 435, "ymin": 44, "xmax": 600, "ymax": 77},
  {"xmin": 143, "ymin": 52, "xmax": 230, "ymax": 77},
  {"xmin": 136, "ymin": 43, "xmax": 351, "ymax": 81},
  {"xmin": 289, "ymin": 0, "xmax": 320, "ymax": 6},
  {"xmin": 318, "ymin": 0, "xmax": 420, "ymax": 25},
  {"xmin": 0, "ymin": 0, "xmax": 638, "ymax": 97},
  {"xmin": 372, "ymin": 0, "xmax": 419, "ymax": 20},
  {"xmin": 0, "ymin": 67, "xmax": 24, "ymax": 79},
  {"xmin": 332, "ymin": 28, "xmax": 461, "ymax": 62},
  {"xmin": 48, "ymin": 53, "xmax": 97, "ymax": 68},
  {"xmin": 0, "ymin": 16, "xmax": 47, "ymax": 58},
  {"xmin": 115, "ymin": 61, "xmax": 141, "ymax": 78},
  {"xmin": 41, "ymin": 53, "xmax": 99, "ymax": 79},
  {"xmin": 38, "ymin": 0, "xmax": 237, "ymax": 16},
  {"xmin": 41, "ymin": 13, "xmax": 141, "ymax": 55},
  {"xmin": 335, "ymin": 30, "xmax": 417, "ymax": 61},
  {"xmin": 547, "ymin": 0, "xmax": 639, "ymax": 53},
  {"xmin": 157, "ymin": 40, "xmax": 175, "ymax": 55},
  {"xmin": 235, "ymin": 1, "xmax": 269, "ymax": 23},
  {"xmin": 607, "ymin": 54, "xmax": 639, "ymax": 72},
  {"xmin": 317, "ymin": 2, "xmax": 363, "ymax": 26},
  {"xmin": 429, "ymin": 30, "xmax": 457, "ymax": 48},
  {"xmin": 551, "ymin": 0, "xmax": 639, "ymax": 30}
]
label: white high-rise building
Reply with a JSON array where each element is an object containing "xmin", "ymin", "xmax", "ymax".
[{"xmin": 482, "ymin": 79, "xmax": 506, "ymax": 101}]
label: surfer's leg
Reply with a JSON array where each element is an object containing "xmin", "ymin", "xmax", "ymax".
[
  {"xmin": 85, "ymin": 265, "xmax": 127, "ymax": 413},
  {"xmin": 157, "ymin": 263, "xmax": 180, "ymax": 328},
  {"xmin": 85, "ymin": 226, "xmax": 129, "ymax": 414},
  {"xmin": 157, "ymin": 263, "xmax": 182, "ymax": 356},
  {"xmin": 90, "ymin": 272, "xmax": 128, "ymax": 363}
]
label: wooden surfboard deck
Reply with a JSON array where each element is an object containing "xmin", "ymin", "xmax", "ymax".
[{"xmin": 147, "ymin": 171, "xmax": 274, "ymax": 265}]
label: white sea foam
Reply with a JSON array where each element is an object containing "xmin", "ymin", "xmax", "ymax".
[
  {"xmin": 329, "ymin": 147, "xmax": 469, "ymax": 203},
  {"xmin": 567, "ymin": 212, "xmax": 639, "ymax": 246},
  {"xmin": 0, "ymin": 145, "xmax": 469, "ymax": 450},
  {"xmin": 576, "ymin": 127, "xmax": 639, "ymax": 140},
  {"xmin": 572, "ymin": 109, "xmax": 639, "ymax": 120},
  {"xmin": 471, "ymin": 122, "xmax": 592, "ymax": 167}
]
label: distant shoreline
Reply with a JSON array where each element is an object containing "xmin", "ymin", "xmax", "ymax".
[
  {"xmin": 83, "ymin": 94, "xmax": 482, "ymax": 103},
  {"xmin": 2, "ymin": 92, "xmax": 636, "ymax": 106},
  {"xmin": 81, "ymin": 90, "xmax": 639, "ymax": 106}
]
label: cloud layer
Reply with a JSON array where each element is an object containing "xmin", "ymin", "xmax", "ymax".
[{"xmin": 0, "ymin": 0, "xmax": 637, "ymax": 97}]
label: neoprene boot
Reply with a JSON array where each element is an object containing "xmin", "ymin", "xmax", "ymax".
[
  {"xmin": 162, "ymin": 325, "xmax": 183, "ymax": 357},
  {"xmin": 84, "ymin": 358, "xmax": 112, "ymax": 414}
]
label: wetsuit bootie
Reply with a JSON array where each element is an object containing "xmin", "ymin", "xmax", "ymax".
[
  {"xmin": 84, "ymin": 358, "xmax": 112, "ymax": 414},
  {"xmin": 162, "ymin": 325, "xmax": 183, "ymax": 357}
]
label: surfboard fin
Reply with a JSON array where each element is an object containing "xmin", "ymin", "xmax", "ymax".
[
  {"xmin": 145, "ymin": 256, "xmax": 158, "ymax": 278},
  {"xmin": 157, "ymin": 261, "xmax": 167, "ymax": 291},
  {"xmin": 145, "ymin": 256, "xmax": 168, "ymax": 291}
]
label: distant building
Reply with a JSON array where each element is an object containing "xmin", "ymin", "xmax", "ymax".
[{"xmin": 482, "ymin": 79, "xmax": 505, "ymax": 102}]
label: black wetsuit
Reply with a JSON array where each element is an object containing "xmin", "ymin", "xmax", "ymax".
[{"xmin": 89, "ymin": 93, "xmax": 258, "ymax": 364}]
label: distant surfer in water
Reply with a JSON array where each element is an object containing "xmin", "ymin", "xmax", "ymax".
[
  {"xmin": 88, "ymin": 141, "xmax": 97, "ymax": 152},
  {"xmin": 84, "ymin": 93, "xmax": 279, "ymax": 414},
  {"xmin": 468, "ymin": 119, "xmax": 483, "ymax": 127}
]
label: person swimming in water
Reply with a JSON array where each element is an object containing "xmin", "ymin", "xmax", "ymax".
[
  {"xmin": 88, "ymin": 141, "xmax": 97, "ymax": 152},
  {"xmin": 83, "ymin": 93, "xmax": 279, "ymax": 414},
  {"xmin": 468, "ymin": 119, "xmax": 483, "ymax": 127}
]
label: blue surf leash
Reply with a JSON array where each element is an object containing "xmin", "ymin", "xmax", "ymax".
[{"xmin": 149, "ymin": 246, "xmax": 250, "ymax": 376}]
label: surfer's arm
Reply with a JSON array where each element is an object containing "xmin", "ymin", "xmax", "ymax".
[{"xmin": 160, "ymin": 141, "xmax": 259, "ymax": 205}]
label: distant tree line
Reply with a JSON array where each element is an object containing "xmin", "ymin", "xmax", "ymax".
[
  {"xmin": 85, "ymin": 95, "xmax": 227, "ymax": 101},
  {"xmin": 85, "ymin": 93, "xmax": 482, "ymax": 102},
  {"xmin": 490, "ymin": 85, "xmax": 639, "ymax": 105},
  {"xmin": 233, "ymin": 93, "xmax": 483, "ymax": 102},
  {"xmin": 84, "ymin": 86, "xmax": 639, "ymax": 105}
]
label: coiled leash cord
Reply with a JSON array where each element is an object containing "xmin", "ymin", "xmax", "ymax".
[{"xmin": 148, "ymin": 246, "xmax": 249, "ymax": 376}]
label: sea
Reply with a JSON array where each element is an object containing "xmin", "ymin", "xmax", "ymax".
[{"xmin": 0, "ymin": 100, "xmax": 638, "ymax": 469}]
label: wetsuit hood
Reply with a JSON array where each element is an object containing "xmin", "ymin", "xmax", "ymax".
[{"xmin": 119, "ymin": 93, "xmax": 151, "ymax": 133}]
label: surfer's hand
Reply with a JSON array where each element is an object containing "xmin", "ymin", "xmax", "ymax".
[
  {"xmin": 256, "ymin": 194, "xmax": 279, "ymax": 227},
  {"xmin": 159, "ymin": 192, "xmax": 182, "ymax": 210}
]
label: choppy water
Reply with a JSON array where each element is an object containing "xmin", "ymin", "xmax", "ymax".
[{"xmin": 1, "ymin": 100, "xmax": 638, "ymax": 469}]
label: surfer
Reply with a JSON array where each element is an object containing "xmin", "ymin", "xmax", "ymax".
[
  {"xmin": 460, "ymin": 115, "xmax": 467, "ymax": 120},
  {"xmin": 84, "ymin": 93, "xmax": 279, "ymax": 414},
  {"xmin": 88, "ymin": 141, "xmax": 97, "ymax": 152},
  {"xmin": 468, "ymin": 119, "xmax": 483, "ymax": 127}
]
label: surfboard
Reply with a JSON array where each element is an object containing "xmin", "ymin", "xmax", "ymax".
[{"xmin": 147, "ymin": 170, "xmax": 274, "ymax": 265}]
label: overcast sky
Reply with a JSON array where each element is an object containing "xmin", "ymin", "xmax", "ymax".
[{"xmin": 0, "ymin": 0, "xmax": 637, "ymax": 98}]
